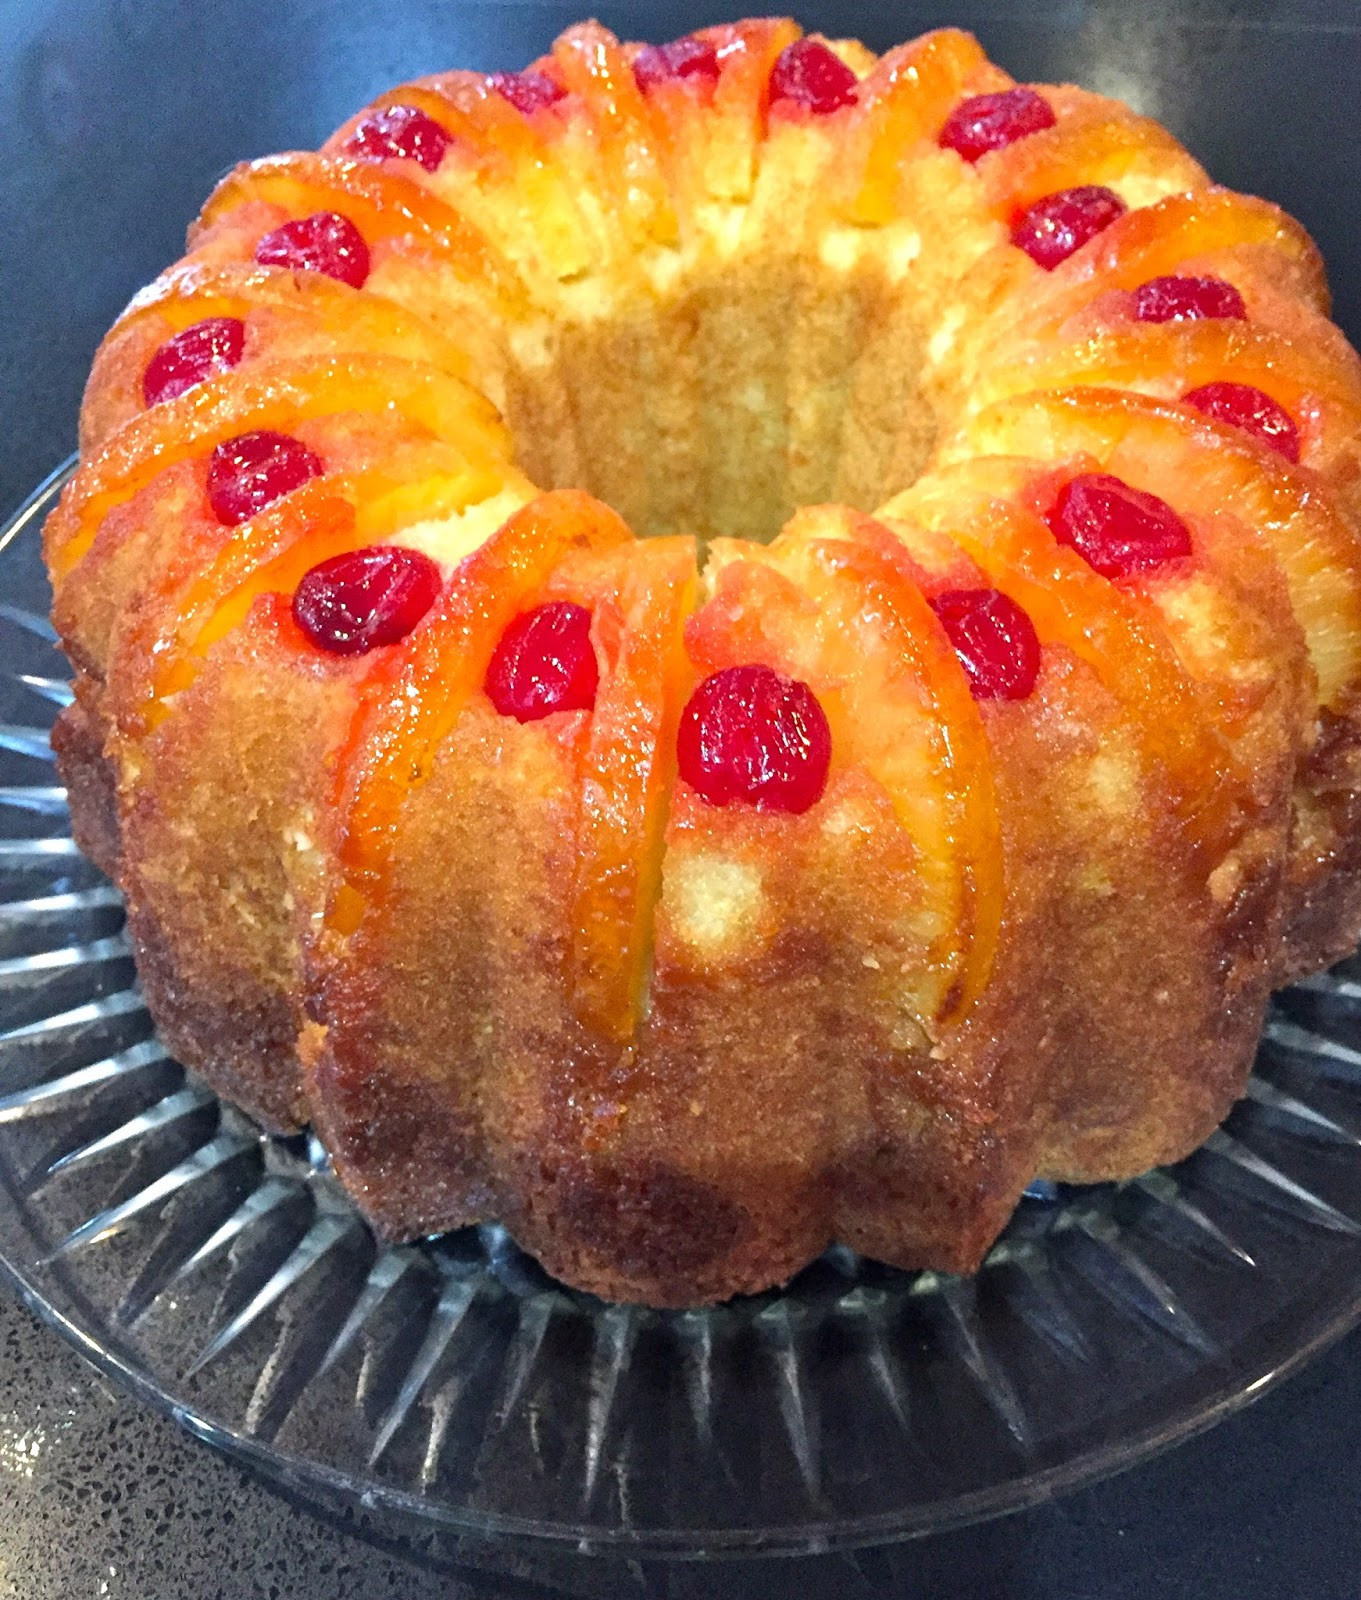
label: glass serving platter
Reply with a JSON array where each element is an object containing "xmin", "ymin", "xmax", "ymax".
[{"xmin": 5, "ymin": 460, "xmax": 1361, "ymax": 1558}]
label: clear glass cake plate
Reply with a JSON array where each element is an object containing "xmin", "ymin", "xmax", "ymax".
[{"xmin": 5, "ymin": 460, "xmax": 1361, "ymax": 1558}]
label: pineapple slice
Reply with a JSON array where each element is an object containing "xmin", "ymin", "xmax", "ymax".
[
  {"xmin": 977, "ymin": 93, "xmax": 1208, "ymax": 219},
  {"xmin": 115, "ymin": 447, "xmax": 516, "ymax": 736},
  {"xmin": 694, "ymin": 18, "xmax": 801, "ymax": 206},
  {"xmin": 939, "ymin": 189, "xmax": 1329, "ymax": 397},
  {"xmin": 193, "ymin": 152, "xmax": 522, "ymax": 305},
  {"xmin": 833, "ymin": 29, "xmax": 1004, "ymax": 226},
  {"xmin": 938, "ymin": 386, "xmax": 1361, "ymax": 710},
  {"xmin": 332, "ymin": 490, "xmax": 633, "ymax": 930},
  {"xmin": 679, "ymin": 504, "xmax": 1001, "ymax": 1026},
  {"xmin": 966, "ymin": 316, "xmax": 1361, "ymax": 424},
  {"xmin": 81, "ymin": 260, "xmax": 477, "ymax": 451},
  {"xmin": 884, "ymin": 452, "xmax": 1312, "ymax": 860},
  {"xmin": 801, "ymin": 524, "xmax": 1004, "ymax": 1016},
  {"xmin": 1027, "ymin": 188, "xmax": 1327, "ymax": 312},
  {"xmin": 881, "ymin": 472, "xmax": 1232, "ymax": 831},
  {"xmin": 961, "ymin": 318, "xmax": 1361, "ymax": 527},
  {"xmin": 305, "ymin": 513, "xmax": 687, "ymax": 1238},
  {"xmin": 46, "ymin": 354, "xmax": 511, "ymax": 579},
  {"xmin": 569, "ymin": 536, "xmax": 696, "ymax": 1045},
  {"xmin": 115, "ymin": 590, "xmax": 365, "ymax": 1131},
  {"xmin": 323, "ymin": 71, "xmax": 601, "ymax": 289},
  {"xmin": 552, "ymin": 22, "xmax": 678, "ymax": 254},
  {"xmin": 870, "ymin": 475, "xmax": 1292, "ymax": 1180}
]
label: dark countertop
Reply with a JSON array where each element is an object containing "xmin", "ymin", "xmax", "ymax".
[
  {"xmin": 4, "ymin": 1, "xmax": 1361, "ymax": 1593},
  {"xmin": 3, "ymin": 1278, "xmax": 1361, "ymax": 1598}
]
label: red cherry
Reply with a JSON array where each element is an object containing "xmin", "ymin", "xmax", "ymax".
[
  {"xmin": 1047, "ymin": 472, "xmax": 1193, "ymax": 580},
  {"xmin": 344, "ymin": 104, "xmax": 451, "ymax": 173},
  {"xmin": 1181, "ymin": 380, "xmax": 1300, "ymax": 462},
  {"xmin": 485, "ymin": 601, "xmax": 599, "ymax": 722},
  {"xmin": 633, "ymin": 36, "xmax": 720, "ymax": 93},
  {"xmin": 142, "ymin": 316, "xmax": 245, "ymax": 407},
  {"xmin": 1011, "ymin": 185, "xmax": 1127, "ymax": 270},
  {"xmin": 769, "ymin": 39, "xmax": 858, "ymax": 114},
  {"xmin": 488, "ymin": 70, "xmax": 566, "ymax": 115},
  {"xmin": 293, "ymin": 545, "xmax": 442, "ymax": 655},
  {"xmin": 931, "ymin": 588, "xmax": 1042, "ymax": 701},
  {"xmin": 937, "ymin": 87, "xmax": 1056, "ymax": 163},
  {"xmin": 677, "ymin": 664, "xmax": 831, "ymax": 813},
  {"xmin": 205, "ymin": 430, "xmax": 323, "ymax": 525},
  {"xmin": 254, "ymin": 211, "xmax": 370, "ymax": 288},
  {"xmin": 1132, "ymin": 274, "xmax": 1247, "ymax": 323}
]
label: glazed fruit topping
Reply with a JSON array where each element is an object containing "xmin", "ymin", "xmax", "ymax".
[
  {"xmin": 1047, "ymin": 472, "xmax": 1193, "ymax": 580},
  {"xmin": 142, "ymin": 316, "xmax": 246, "ymax": 407},
  {"xmin": 769, "ymin": 38, "xmax": 858, "ymax": 114},
  {"xmin": 678, "ymin": 664, "xmax": 831, "ymax": 813},
  {"xmin": 344, "ymin": 104, "xmax": 452, "ymax": 173},
  {"xmin": 931, "ymin": 588, "xmax": 1042, "ymax": 701},
  {"xmin": 293, "ymin": 544, "xmax": 442, "ymax": 655},
  {"xmin": 937, "ymin": 87, "xmax": 1056, "ymax": 163},
  {"xmin": 488, "ymin": 70, "xmax": 567, "ymax": 115},
  {"xmin": 254, "ymin": 211, "xmax": 371, "ymax": 288},
  {"xmin": 633, "ymin": 36, "xmax": 721, "ymax": 93},
  {"xmin": 1181, "ymin": 380, "xmax": 1301, "ymax": 462},
  {"xmin": 1011, "ymin": 185, "xmax": 1127, "ymax": 270},
  {"xmin": 205, "ymin": 430, "xmax": 323, "ymax": 525},
  {"xmin": 485, "ymin": 600, "xmax": 599, "ymax": 722},
  {"xmin": 1133, "ymin": 274, "xmax": 1247, "ymax": 323}
]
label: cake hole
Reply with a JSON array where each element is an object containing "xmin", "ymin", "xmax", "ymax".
[{"xmin": 499, "ymin": 255, "xmax": 937, "ymax": 547}]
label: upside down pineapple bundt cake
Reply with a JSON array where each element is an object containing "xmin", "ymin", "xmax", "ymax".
[{"xmin": 42, "ymin": 19, "xmax": 1361, "ymax": 1305}]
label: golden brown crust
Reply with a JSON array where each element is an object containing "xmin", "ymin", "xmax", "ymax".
[
  {"xmin": 112, "ymin": 598, "xmax": 363, "ymax": 1131},
  {"xmin": 996, "ymin": 660, "xmax": 1273, "ymax": 1179},
  {"xmin": 120, "ymin": 897, "xmax": 304, "ymax": 1133},
  {"xmin": 50, "ymin": 699, "xmax": 121, "ymax": 881},
  {"xmin": 1278, "ymin": 703, "xmax": 1361, "ymax": 978},
  {"xmin": 304, "ymin": 704, "xmax": 581, "ymax": 1245}
]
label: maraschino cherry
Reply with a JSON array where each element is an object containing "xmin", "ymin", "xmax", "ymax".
[
  {"xmin": 488, "ymin": 71, "xmax": 566, "ymax": 115},
  {"xmin": 142, "ymin": 317, "xmax": 246, "ymax": 407},
  {"xmin": 938, "ymin": 87, "xmax": 1056, "ymax": 163},
  {"xmin": 1048, "ymin": 472, "xmax": 1193, "ymax": 579},
  {"xmin": 633, "ymin": 36, "xmax": 721, "ymax": 93},
  {"xmin": 205, "ymin": 431, "xmax": 323, "ymax": 525},
  {"xmin": 1133, "ymin": 274, "xmax": 1247, "ymax": 323},
  {"xmin": 677, "ymin": 664, "xmax": 831, "ymax": 813},
  {"xmin": 931, "ymin": 588, "xmax": 1042, "ymax": 700},
  {"xmin": 485, "ymin": 601, "xmax": 599, "ymax": 721},
  {"xmin": 254, "ymin": 211, "xmax": 371, "ymax": 288},
  {"xmin": 1182, "ymin": 380, "xmax": 1301, "ymax": 462},
  {"xmin": 344, "ymin": 104, "xmax": 452, "ymax": 172},
  {"xmin": 293, "ymin": 545, "xmax": 442, "ymax": 655},
  {"xmin": 769, "ymin": 39, "xmax": 858, "ymax": 114},
  {"xmin": 1012, "ymin": 185, "xmax": 1126, "ymax": 270}
]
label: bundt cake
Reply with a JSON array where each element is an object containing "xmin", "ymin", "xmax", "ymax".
[{"xmin": 42, "ymin": 19, "xmax": 1361, "ymax": 1306}]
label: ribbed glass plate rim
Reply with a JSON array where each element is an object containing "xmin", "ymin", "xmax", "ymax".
[
  {"xmin": 6, "ymin": 457, "xmax": 1361, "ymax": 1558},
  {"xmin": 6, "ymin": 1235, "xmax": 1361, "ymax": 1558}
]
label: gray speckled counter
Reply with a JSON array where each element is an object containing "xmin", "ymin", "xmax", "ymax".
[
  {"xmin": 0, "ymin": 1285, "xmax": 446, "ymax": 1599},
  {"xmin": 3, "ymin": 1274, "xmax": 1361, "ymax": 1598}
]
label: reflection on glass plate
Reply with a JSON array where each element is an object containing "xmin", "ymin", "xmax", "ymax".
[{"xmin": 4, "ymin": 462, "xmax": 1361, "ymax": 1556}]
